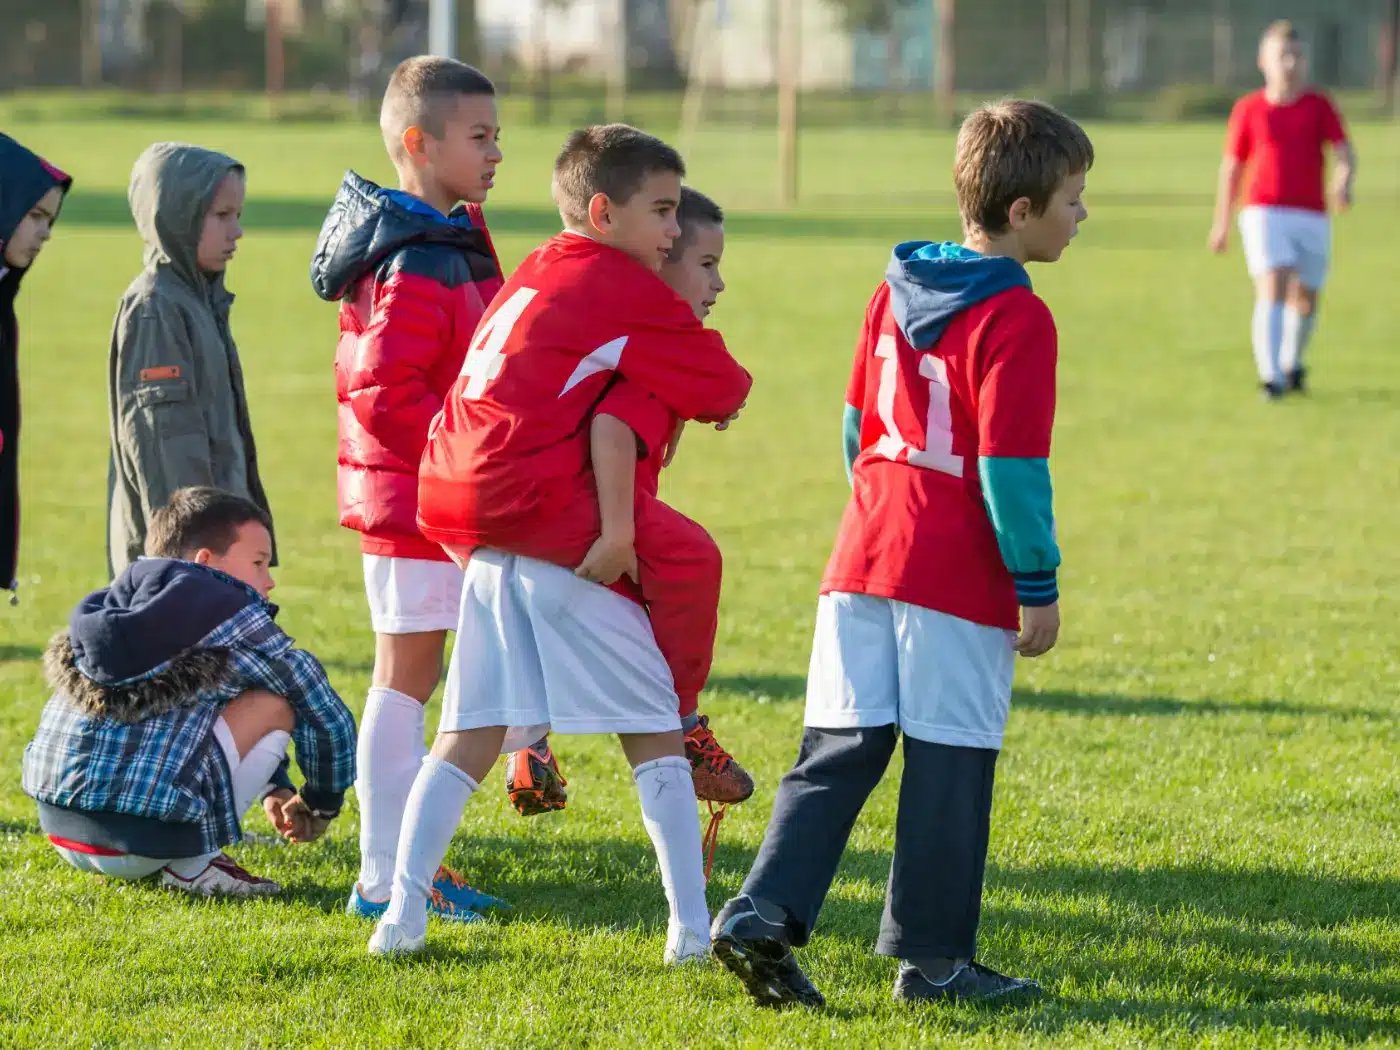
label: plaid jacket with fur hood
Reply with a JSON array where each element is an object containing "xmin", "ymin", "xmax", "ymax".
[{"xmin": 22, "ymin": 559, "xmax": 356, "ymax": 856}]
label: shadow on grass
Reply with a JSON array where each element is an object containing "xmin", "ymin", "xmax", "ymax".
[
  {"xmin": 0, "ymin": 644, "xmax": 43, "ymax": 663},
  {"xmin": 1016, "ymin": 689, "xmax": 1393, "ymax": 721}
]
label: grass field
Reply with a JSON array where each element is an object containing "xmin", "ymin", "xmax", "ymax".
[{"xmin": 0, "ymin": 104, "xmax": 1397, "ymax": 1047}]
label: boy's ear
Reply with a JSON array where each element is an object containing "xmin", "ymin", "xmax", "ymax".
[
  {"xmin": 401, "ymin": 125, "xmax": 429, "ymax": 166},
  {"xmin": 586, "ymin": 192, "xmax": 612, "ymax": 234},
  {"xmin": 191, "ymin": 548, "xmax": 215, "ymax": 566},
  {"xmin": 1006, "ymin": 196, "xmax": 1034, "ymax": 230}
]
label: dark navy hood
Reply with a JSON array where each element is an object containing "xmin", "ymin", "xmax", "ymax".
[
  {"xmin": 67, "ymin": 559, "xmax": 264, "ymax": 687},
  {"xmin": 310, "ymin": 171, "xmax": 483, "ymax": 302},
  {"xmin": 884, "ymin": 241, "xmax": 1030, "ymax": 350},
  {"xmin": 0, "ymin": 134, "xmax": 71, "ymax": 292}
]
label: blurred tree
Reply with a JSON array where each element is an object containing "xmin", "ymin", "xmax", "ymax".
[{"xmin": 823, "ymin": 0, "xmax": 916, "ymax": 33}]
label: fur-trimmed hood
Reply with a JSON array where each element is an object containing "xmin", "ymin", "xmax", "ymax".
[{"xmin": 43, "ymin": 631, "xmax": 233, "ymax": 723}]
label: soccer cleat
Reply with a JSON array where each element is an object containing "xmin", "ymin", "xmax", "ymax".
[
  {"xmin": 684, "ymin": 715, "xmax": 755, "ymax": 804},
  {"xmin": 431, "ymin": 866, "xmax": 509, "ymax": 912},
  {"xmin": 345, "ymin": 868, "xmax": 506, "ymax": 921},
  {"xmin": 1260, "ymin": 380, "xmax": 1285, "ymax": 401},
  {"xmin": 893, "ymin": 960, "xmax": 1042, "ymax": 1006},
  {"xmin": 1286, "ymin": 366, "xmax": 1307, "ymax": 393},
  {"xmin": 664, "ymin": 925, "xmax": 712, "ymax": 966},
  {"xmin": 161, "ymin": 853, "xmax": 280, "ymax": 898},
  {"xmin": 367, "ymin": 921, "xmax": 427, "ymax": 958},
  {"xmin": 711, "ymin": 895, "xmax": 825, "ymax": 1009},
  {"xmin": 505, "ymin": 740, "xmax": 568, "ymax": 816}
]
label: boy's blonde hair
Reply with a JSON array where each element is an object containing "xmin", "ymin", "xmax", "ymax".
[
  {"xmin": 380, "ymin": 56, "xmax": 495, "ymax": 164},
  {"xmin": 954, "ymin": 99, "xmax": 1094, "ymax": 236},
  {"xmin": 1260, "ymin": 19, "xmax": 1299, "ymax": 47},
  {"xmin": 552, "ymin": 124, "xmax": 685, "ymax": 229}
]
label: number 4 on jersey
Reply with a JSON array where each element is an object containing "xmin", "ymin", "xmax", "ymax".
[
  {"xmin": 871, "ymin": 333, "xmax": 963, "ymax": 477},
  {"xmin": 460, "ymin": 286, "xmax": 539, "ymax": 399}
]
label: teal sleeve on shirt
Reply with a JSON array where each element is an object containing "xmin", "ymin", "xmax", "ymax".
[
  {"xmin": 842, "ymin": 404, "xmax": 862, "ymax": 484},
  {"xmin": 978, "ymin": 455, "xmax": 1060, "ymax": 606}
]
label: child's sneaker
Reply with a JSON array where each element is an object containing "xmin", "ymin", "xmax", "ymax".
[
  {"xmin": 505, "ymin": 740, "xmax": 568, "ymax": 816},
  {"xmin": 685, "ymin": 716, "xmax": 754, "ymax": 803},
  {"xmin": 893, "ymin": 960, "xmax": 1041, "ymax": 1006},
  {"xmin": 664, "ymin": 924, "xmax": 711, "ymax": 966},
  {"xmin": 1286, "ymin": 366, "xmax": 1307, "ymax": 393},
  {"xmin": 711, "ymin": 894, "xmax": 825, "ymax": 1009},
  {"xmin": 161, "ymin": 854, "xmax": 280, "ymax": 898},
  {"xmin": 367, "ymin": 921, "xmax": 427, "ymax": 958}
]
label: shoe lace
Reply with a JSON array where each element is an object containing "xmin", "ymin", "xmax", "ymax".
[
  {"xmin": 527, "ymin": 744, "xmax": 568, "ymax": 786},
  {"xmin": 428, "ymin": 887, "xmax": 460, "ymax": 915},
  {"xmin": 435, "ymin": 866, "xmax": 470, "ymax": 890},
  {"xmin": 685, "ymin": 718, "xmax": 734, "ymax": 774},
  {"xmin": 701, "ymin": 802, "xmax": 728, "ymax": 881},
  {"xmin": 210, "ymin": 854, "xmax": 255, "ymax": 881}
]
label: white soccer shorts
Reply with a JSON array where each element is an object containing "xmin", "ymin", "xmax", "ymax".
[
  {"xmin": 804, "ymin": 591, "xmax": 1017, "ymax": 750},
  {"xmin": 362, "ymin": 554, "xmax": 464, "ymax": 634},
  {"xmin": 440, "ymin": 549, "xmax": 680, "ymax": 752},
  {"xmin": 1238, "ymin": 205, "xmax": 1331, "ymax": 289}
]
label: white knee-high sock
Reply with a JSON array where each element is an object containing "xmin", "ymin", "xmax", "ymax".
[
  {"xmin": 1279, "ymin": 306, "xmax": 1316, "ymax": 375},
  {"xmin": 633, "ymin": 756, "xmax": 710, "ymax": 937},
  {"xmin": 1252, "ymin": 299, "xmax": 1285, "ymax": 384},
  {"xmin": 229, "ymin": 729, "xmax": 292, "ymax": 817},
  {"xmin": 356, "ymin": 687, "xmax": 428, "ymax": 900},
  {"xmin": 382, "ymin": 756, "xmax": 477, "ymax": 937}
]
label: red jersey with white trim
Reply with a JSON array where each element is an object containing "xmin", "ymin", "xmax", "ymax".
[
  {"xmin": 822, "ymin": 281, "xmax": 1057, "ymax": 630},
  {"xmin": 418, "ymin": 233, "xmax": 751, "ymax": 548},
  {"xmin": 1226, "ymin": 89, "xmax": 1347, "ymax": 213}
]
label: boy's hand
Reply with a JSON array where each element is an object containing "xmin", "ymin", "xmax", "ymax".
[
  {"xmin": 1331, "ymin": 180, "xmax": 1353, "ymax": 211},
  {"xmin": 278, "ymin": 794, "xmax": 332, "ymax": 844},
  {"xmin": 714, "ymin": 401, "xmax": 746, "ymax": 432},
  {"xmin": 1015, "ymin": 603, "xmax": 1059, "ymax": 658},
  {"xmin": 575, "ymin": 533, "xmax": 639, "ymax": 586},
  {"xmin": 662, "ymin": 420, "xmax": 685, "ymax": 467},
  {"xmin": 263, "ymin": 788, "xmax": 295, "ymax": 836},
  {"xmin": 1207, "ymin": 223, "xmax": 1229, "ymax": 254}
]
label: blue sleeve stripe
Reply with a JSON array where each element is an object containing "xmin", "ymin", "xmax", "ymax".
[{"xmin": 842, "ymin": 404, "xmax": 862, "ymax": 484}]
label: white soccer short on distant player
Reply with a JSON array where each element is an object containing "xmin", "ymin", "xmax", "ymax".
[{"xmin": 1238, "ymin": 205, "xmax": 1331, "ymax": 289}]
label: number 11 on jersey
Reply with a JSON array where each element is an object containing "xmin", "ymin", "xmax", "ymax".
[{"xmin": 871, "ymin": 333, "xmax": 963, "ymax": 477}]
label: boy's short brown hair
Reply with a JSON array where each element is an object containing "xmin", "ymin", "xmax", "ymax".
[
  {"xmin": 671, "ymin": 187, "xmax": 724, "ymax": 257},
  {"xmin": 1260, "ymin": 19, "xmax": 1299, "ymax": 46},
  {"xmin": 954, "ymin": 99, "xmax": 1094, "ymax": 236},
  {"xmin": 552, "ymin": 124, "xmax": 685, "ymax": 228},
  {"xmin": 381, "ymin": 56, "xmax": 495, "ymax": 163},
  {"xmin": 146, "ymin": 487, "xmax": 272, "ymax": 559}
]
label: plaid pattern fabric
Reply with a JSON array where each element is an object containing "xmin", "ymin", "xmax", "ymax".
[{"xmin": 23, "ymin": 601, "xmax": 356, "ymax": 855}]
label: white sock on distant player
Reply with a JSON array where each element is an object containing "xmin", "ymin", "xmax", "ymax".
[
  {"xmin": 356, "ymin": 687, "xmax": 427, "ymax": 901},
  {"xmin": 1252, "ymin": 299, "xmax": 1285, "ymax": 384},
  {"xmin": 164, "ymin": 851, "xmax": 222, "ymax": 879},
  {"xmin": 632, "ymin": 755, "xmax": 710, "ymax": 938},
  {"xmin": 382, "ymin": 755, "xmax": 477, "ymax": 937},
  {"xmin": 1279, "ymin": 305, "xmax": 1316, "ymax": 376},
  {"xmin": 229, "ymin": 729, "xmax": 292, "ymax": 816}
]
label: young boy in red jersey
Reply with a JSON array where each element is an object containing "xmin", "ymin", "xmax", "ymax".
[
  {"xmin": 310, "ymin": 55, "xmax": 511, "ymax": 924},
  {"xmin": 1208, "ymin": 20, "xmax": 1355, "ymax": 398},
  {"xmin": 586, "ymin": 185, "xmax": 753, "ymax": 804},
  {"xmin": 370, "ymin": 126, "xmax": 750, "ymax": 961},
  {"xmin": 712, "ymin": 100, "xmax": 1091, "ymax": 1009}
]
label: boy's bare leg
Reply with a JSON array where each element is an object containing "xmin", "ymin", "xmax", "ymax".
[
  {"xmin": 355, "ymin": 630, "xmax": 446, "ymax": 902},
  {"xmin": 219, "ymin": 688, "xmax": 294, "ymax": 755},
  {"xmin": 621, "ymin": 729, "xmax": 711, "ymax": 956}
]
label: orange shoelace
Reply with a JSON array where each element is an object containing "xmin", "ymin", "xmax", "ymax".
[
  {"xmin": 435, "ymin": 866, "xmax": 470, "ymax": 890},
  {"xmin": 702, "ymin": 801, "xmax": 728, "ymax": 880},
  {"xmin": 686, "ymin": 722, "xmax": 734, "ymax": 774}
]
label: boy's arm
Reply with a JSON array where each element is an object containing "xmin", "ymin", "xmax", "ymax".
[
  {"xmin": 112, "ymin": 307, "xmax": 216, "ymax": 514},
  {"xmin": 842, "ymin": 287, "xmax": 881, "ymax": 483},
  {"xmin": 576, "ymin": 415, "xmax": 640, "ymax": 586},
  {"xmin": 613, "ymin": 288, "xmax": 752, "ymax": 423},
  {"xmin": 347, "ymin": 271, "xmax": 455, "ymax": 467},
  {"xmin": 1325, "ymin": 95, "xmax": 1355, "ymax": 210},
  {"xmin": 1210, "ymin": 100, "xmax": 1251, "ymax": 253},
  {"xmin": 974, "ymin": 300, "xmax": 1061, "ymax": 655}
]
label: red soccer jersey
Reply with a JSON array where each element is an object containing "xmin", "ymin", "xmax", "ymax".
[
  {"xmin": 418, "ymin": 233, "xmax": 751, "ymax": 548},
  {"xmin": 822, "ymin": 281, "xmax": 1057, "ymax": 630},
  {"xmin": 1225, "ymin": 89, "xmax": 1347, "ymax": 213}
]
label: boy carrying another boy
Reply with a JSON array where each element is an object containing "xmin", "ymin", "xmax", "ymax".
[
  {"xmin": 712, "ymin": 100, "xmax": 1091, "ymax": 1008},
  {"xmin": 1208, "ymin": 19, "xmax": 1355, "ymax": 398},
  {"xmin": 370, "ymin": 126, "xmax": 751, "ymax": 961},
  {"xmin": 23, "ymin": 487, "xmax": 356, "ymax": 896},
  {"xmin": 311, "ymin": 55, "xmax": 513, "ymax": 924}
]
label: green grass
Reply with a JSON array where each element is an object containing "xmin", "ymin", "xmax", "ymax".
[{"xmin": 1, "ymin": 108, "xmax": 1398, "ymax": 1047}]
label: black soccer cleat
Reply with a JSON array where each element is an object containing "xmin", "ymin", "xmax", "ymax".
[
  {"xmin": 710, "ymin": 895, "xmax": 825, "ymax": 1009},
  {"xmin": 1285, "ymin": 366, "xmax": 1307, "ymax": 393},
  {"xmin": 893, "ymin": 960, "xmax": 1042, "ymax": 1006},
  {"xmin": 1260, "ymin": 380, "xmax": 1285, "ymax": 401}
]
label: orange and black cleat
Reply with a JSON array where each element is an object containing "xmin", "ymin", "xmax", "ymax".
[
  {"xmin": 684, "ymin": 715, "xmax": 754, "ymax": 804},
  {"xmin": 505, "ymin": 739, "xmax": 568, "ymax": 816}
]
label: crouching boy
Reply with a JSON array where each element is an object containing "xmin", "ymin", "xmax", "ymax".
[{"xmin": 23, "ymin": 487, "xmax": 357, "ymax": 896}]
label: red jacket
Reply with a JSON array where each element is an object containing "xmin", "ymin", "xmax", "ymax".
[{"xmin": 311, "ymin": 173, "xmax": 504, "ymax": 561}]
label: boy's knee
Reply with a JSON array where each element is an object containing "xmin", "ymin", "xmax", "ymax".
[{"xmin": 236, "ymin": 689, "xmax": 295, "ymax": 734}]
